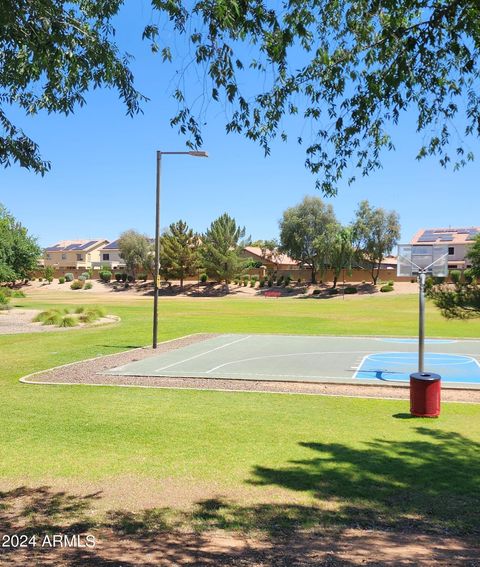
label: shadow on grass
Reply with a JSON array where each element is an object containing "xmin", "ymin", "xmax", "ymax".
[
  {"xmin": 248, "ymin": 427, "xmax": 480, "ymax": 535},
  {"xmin": 1, "ymin": 427, "xmax": 479, "ymax": 564}
]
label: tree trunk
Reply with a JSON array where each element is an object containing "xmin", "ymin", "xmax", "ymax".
[
  {"xmin": 180, "ymin": 276, "xmax": 184, "ymax": 290},
  {"xmin": 311, "ymin": 267, "xmax": 317, "ymax": 284},
  {"xmin": 333, "ymin": 275, "xmax": 337, "ymax": 288}
]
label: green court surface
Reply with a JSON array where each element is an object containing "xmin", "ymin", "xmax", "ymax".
[{"xmin": 105, "ymin": 334, "xmax": 480, "ymax": 388}]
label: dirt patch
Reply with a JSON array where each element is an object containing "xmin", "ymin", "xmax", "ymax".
[
  {"xmin": 0, "ymin": 309, "xmax": 119, "ymax": 335},
  {"xmin": 20, "ymin": 334, "xmax": 480, "ymax": 403},
  {"xmin": 0, "ymin": 482, "xmax": 478, "ymax": 566}
]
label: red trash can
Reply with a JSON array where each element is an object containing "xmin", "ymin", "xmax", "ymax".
[{"xmin": 410, "ymin": 372, "xmax": 441, "ymax": 417}]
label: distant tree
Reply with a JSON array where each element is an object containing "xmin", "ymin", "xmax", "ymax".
[
  {"xmin": 352, "ymin": 201, "xmax": 400, "ymax": 285},
  {"xmin": 427, "ymin": 234, "xmax": 480, "ymax": 318},
  {"xmin": 160, "ymin": 220, "xmax": 200, "ymax": 289},
  {"xmin": 118, "ymin": 230, "xmax": 153, "ymax": 280},
  {"xmin": 279, "ymin": 197, "xmax": 337, "ymax": 283},
  {"xmin": 200, "ymin": 213, "xmax": 248, "ymax": 286},
  {"xmin": 325, "ymin": 226, "xmax": 355, "ymax": 289},
  {"xmin": 0, "ymin": 204, "xmax": 41, "ymax": 284}
]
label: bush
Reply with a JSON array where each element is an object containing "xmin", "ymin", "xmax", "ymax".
[
  {"xmin": 38, "ymin": 278, "xmax": 43, "ymax": 282},
  {"xmin": 344, "ymin": 286, "xmax": 358, "ymax": 294},
  {"xmin": 284, "ymin": 275, "xmax": 291, "ymax": 286},
  {"xmin": 450, "ymin": 270, "xmax": 461, "ymax": 284},
  {"xmin": 127, "ymin": 275, "xmax": 134, "ymax": 283},
  {"xmin": 259, "ymin": 278, "xmax": 265, "ymax": 288},
  {"xmin": 0, "ymin": 291, "xmax": 10, "ymax": 310},
  {"xmin": 267, "ymin": 279, "xmax": 273, "ymax": 287},
  {"xmin": 138, "ymin": 273, "xmax": 148, "ymax": 282},
  {"xmin": 60, "ymin": 315, "xmax": 78, "ymax": 327},
  {"xmin": 328, "ymin": 288, "xmax": 339, "ymax": 295},
  {"xmin": 58, "ymin": 277, "xmax": 65, "ymax": 284},
  {"xmin": 276, "ymin": 275, "xmax": 284, "ymax": 285},
  {"xmin": 99, "ymin": 270, "xmax": 112, "ymax": 283},
  {"xmin": 380, "ymin": 285, "xmax": 394, "ymax": 292},
  {"xmin": 84, "ymin": 282, "xmax": 93, "ymax": 290},
  {"xmin": 64, "ymin": 273, "xmax": 74, "ymax": 282},
  {"xmin": 78, "ymin": 275, "xmax": 87, "ymax": 282},
  {"xmin": 81, "ymin": 272, "xmax": 90, "ymax": 280},
  {"xmin": 387, "ymin": 280, "xmax": 394, "ymax": 286},
  {"xmin": 200, "ymin": 273, "xmax": 208, "ymax": 283},
  {"xmin": 34, "ymin": 309, "xmax": 63, "ymax": 325},
  {"xmin": 312, "ymin": 289, "xmax": 321, "ymax": 295},
  {"xmin": 12, "ymin": 290, "xmax": 26, "ymax": 298},
  {"xmin": 115, "ymin": 273, "xmax": 122, "ymax": 282},
  {"xmin": 121, "ymin": 273, "xmax": 128, "ymax": 283},
  {"xmin": 70, "ymin": 280, "xmax": 84, "ymax": 290},
  {"xmin": 463, "ymin": 269, "xmax": 476, "ymax": 285},
  {"xmin": 44, "ymin": 266, "xmax": 54, "ymax": 283},
  {"xmin": 297, "ymin": 278, "xmax": 302, "ymax": 284}
]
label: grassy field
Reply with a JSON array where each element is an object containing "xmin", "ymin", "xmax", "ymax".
[{"xmin": 1, "ymin": 293, "xmax": 480, "ymax": 537}]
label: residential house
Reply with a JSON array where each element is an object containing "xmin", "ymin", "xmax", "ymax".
[
  {"xmin": 410, "ymin": 228, "xmax": 480, "ymax": 270},
  {"xmin": 44, "ymin": 239, "xmax": 109, "ymax": 270},
  {"xmin": 242, "ymin": 246, "xmax": 301, "ymax": 272},
  {"xmin": 93, "ymin": 240, "xmax": 126, "ymax": 271}
]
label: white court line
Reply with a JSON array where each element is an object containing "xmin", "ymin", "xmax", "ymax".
[
  {"xmin": 205, "ymin": 351, "xmax": 371, "ymax": 374},
  {"xmin": 155, "ymin": 335, "xmax": 252, "ymax": 372}
]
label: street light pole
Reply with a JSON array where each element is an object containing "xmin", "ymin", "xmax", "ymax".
[
  {"xmin": 152, "ymin": 151, "xmax": 162, "ymax": 349},
  {"xmin": 152, "ymin": 150, "xmax": 208, "ymax": 349}
]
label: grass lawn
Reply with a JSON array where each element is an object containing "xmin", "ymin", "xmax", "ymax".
[{"xmin": 1, "ymin": 294, "xmax": 479, "ymax": 537}]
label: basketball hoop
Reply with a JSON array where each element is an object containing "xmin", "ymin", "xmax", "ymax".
[{"xmin": 397, "ymin": 244, "xmax": 448, "ymax": 373}]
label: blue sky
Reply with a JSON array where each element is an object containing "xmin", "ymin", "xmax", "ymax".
[{"xmin": 1, "ymin": 2, "xmax": 479, "ymax": 248}]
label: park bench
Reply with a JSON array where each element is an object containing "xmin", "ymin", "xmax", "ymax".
[{"xmin": 264, "ymin": 290, "xmax": 282, "ymax": 298}]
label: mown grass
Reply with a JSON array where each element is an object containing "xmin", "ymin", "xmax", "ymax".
[{"xmin": 0, "ymin": 294, "xmax": 479, "ymax": 535}]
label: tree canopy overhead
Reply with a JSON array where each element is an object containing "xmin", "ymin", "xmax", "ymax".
[{"xmin": 2, "ymin": 1, "xmax": 479, "ymax": 193}]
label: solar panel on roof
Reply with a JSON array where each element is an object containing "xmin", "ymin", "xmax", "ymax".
[
  {"xmin": 418, "ymin": 237, "xmax": 436, "ymax": 242},
  {"xmin": 103, "ymin": 240, "xmax": 119, "ymax": 249},
  {"xmin": 439, "ymin": 235, "xmax": 454, "ymax": 241},
  {"xmin": 78, "ymin": 240, "xmax": 97, "ymax": 250},
  {"xmin": 45, "ymin": 246, "xmax": 63, "ymax": 251},
  {"xmin": 63, "ymin": 244, "xmax": 78, "ymax": 251}
]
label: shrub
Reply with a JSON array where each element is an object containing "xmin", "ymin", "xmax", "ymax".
[
  {"xmin": 0, "ymin": 291, "xmax": 10, "ymax": 310},
  {"xmin": 250, "ymin": 280, "xmax": 255, "ymax": 287},
  {"xmin": 70, "ymin": 280, "xmax": 84, "ymax": 290},
  {"xmin": 12, "ymin": 290, "xmax": 26, "ymax": 298},
  {"xmin": 380, "ymin": 285, "xmax": 394, "ymax": 292},
  {"xmin": 99, "ymin": 270, "xmax": 112, "ymax": 283},
  {"xmin": 329, "ymin": 288, "xmax": 339, "ymax": 295},
  {"xmin": 60, "ymin": 315, "xmax": 78, "ymax": 327},
  {"xmin": 34, "ymin": 310, "xmax": 63, "ymax": 325},
  {"xmin": 387, "ymin": 280, "xmax": 394, "ymax": 286},
  {"xmin": 276, "ymin": 275, "xmax": 284, "ymax": 285},
  {"xmin": 200, "ymin": 273, "xmax": 208, "ymax": 283},
  {"xmin": 64, "ymin": 273, "xmax": 74, "ymax": 282},
  {"xmin": 44, "ymin": 266, "xmax": 54, "ymax": 283},
  {"xmin": 450, "ymin": 270, "xmax": 461, "ymax": 284},
  {"xmin": 297, "ymin": 278, "xmax": 301, "ymax": 284},
  {"xmin": 410, "ymin": 278, "xmax": 416, "ymax": 284},
  {"xmin": 38, "ymin": 278, "xmax": 43, "ymax": 282},
  {"xmin": 285, "ymin": 275, "xmax": 291, "ymax": 286},
  {"xmin": 81, "ymin": 272, "xmax": 90, "ymax": 280},
  {"xmin": 344, "ymin": 286, "xmax": 358, "ymax": 294},
  {"xmin": 312, "ymin": 289, "xmax": 321, "ymax": 295},
  {"xmin": 259, "ymin": 278, "xmax": 265, "ymax": 288},
  {"xmin": 138, "ymin": 273, "xmax": 148, "ymax": 282},
  {"xmin": 58, "ymin": 277, "xmax": 65, "ymax": 284},
  {"xmin": 127, "ymin": 275, "xmax": 134, "ymax": 283},
  {"xmin": 121, "ymin": 273, "xmax": 128, "ymax": 282},
  {"xmin": 115, "ymin": 273, "xmax": 122, "ymax": 282},
  {"xmin": 84, "ymin": 282, "xmax": 93, "ymax": 290},
  {"xmin": 463, "ymin": 269, "xmax": 476, "ymax": 285},
  {"xmin": 267, "ymin": 279, "xmax": 273, "ymax": 287},
  {"xmin": 78, "ymin": 275, "xmax": 87, "ymax": 282}
]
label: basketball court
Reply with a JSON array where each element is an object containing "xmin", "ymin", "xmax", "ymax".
[{"xmin": 105, "ymin": 334, "xmax": 480, "ymax": 389}]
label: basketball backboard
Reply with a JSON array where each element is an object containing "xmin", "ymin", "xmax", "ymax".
[{"xmin": 397, "ymin": 244, "xmax": 449, "ymax": 277}]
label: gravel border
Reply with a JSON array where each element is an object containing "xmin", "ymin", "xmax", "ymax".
[{"xmin": 20, "ymin": 334, "xmax": 480, "ymax": 403}]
